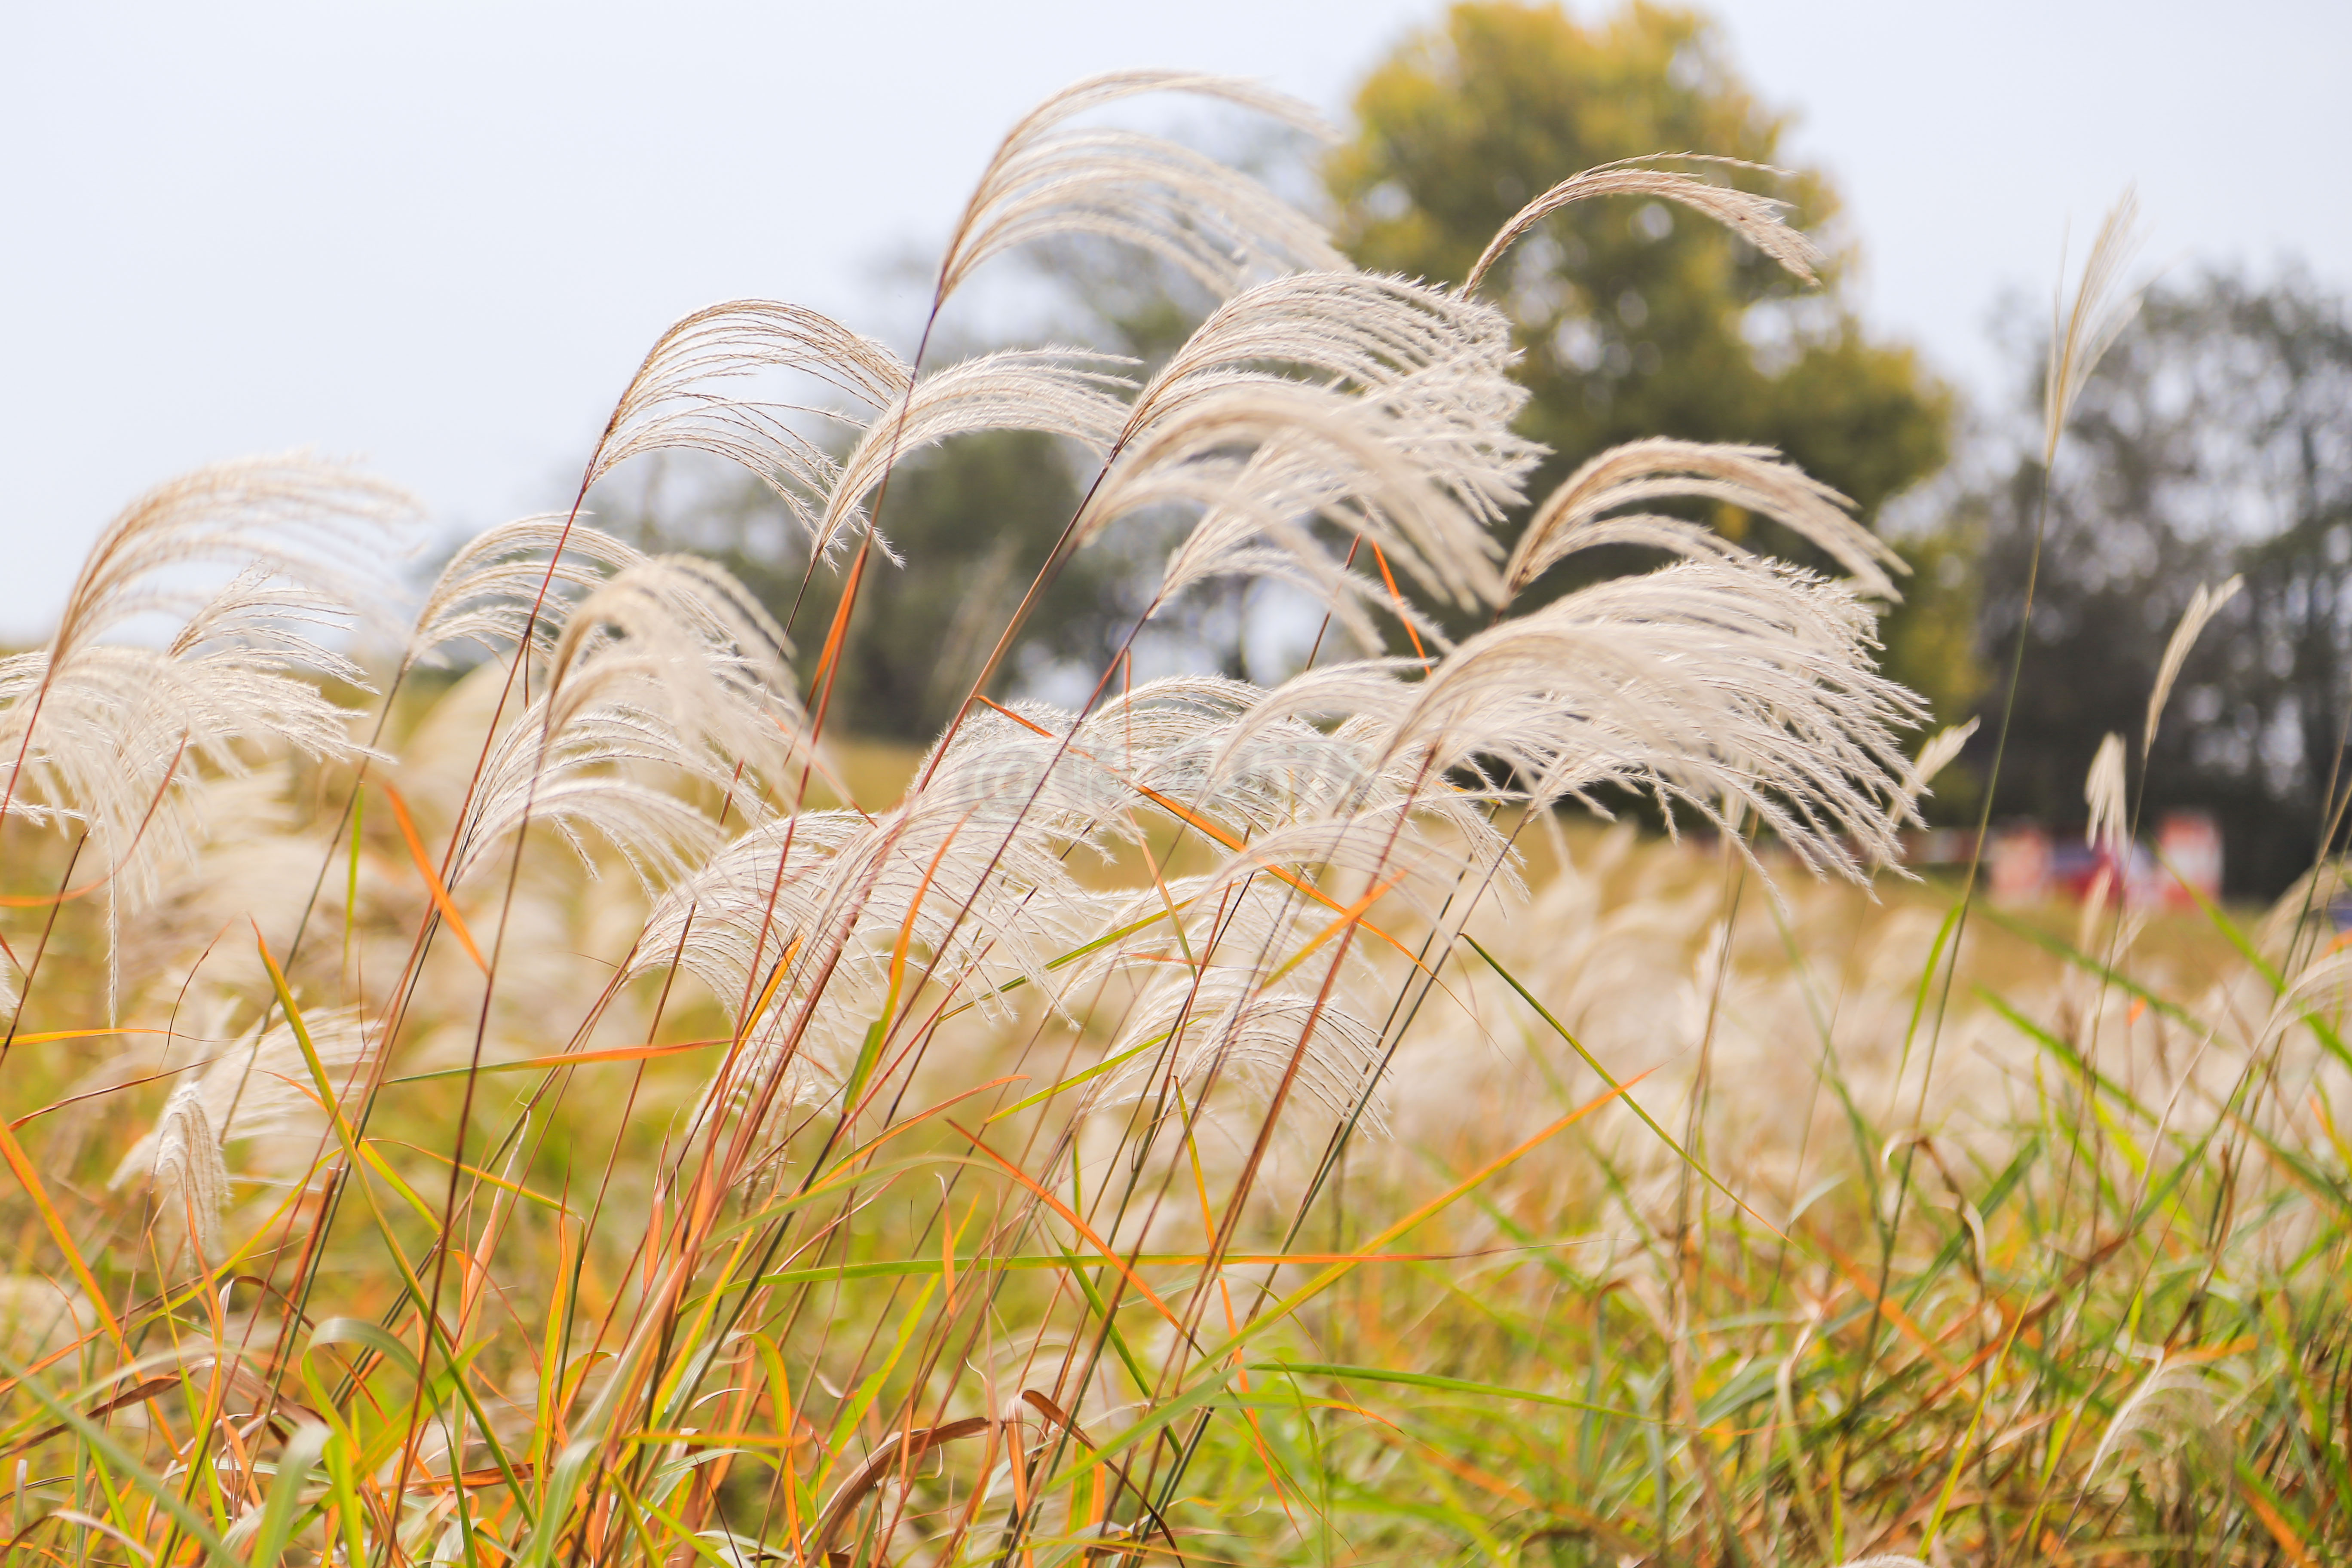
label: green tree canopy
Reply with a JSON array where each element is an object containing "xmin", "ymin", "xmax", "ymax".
[
  {"xmin": 1327, "ymin": 1, "xmax": 1961, "ymax": 704},
  {"xmin": 611, "ymin": 431, "xmax": 1140, "ymax": 745}
]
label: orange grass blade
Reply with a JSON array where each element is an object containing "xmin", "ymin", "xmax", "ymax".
[
  {"xmin": 1263, "ymin": 871, "xmax": 1407, "ymax": 987},
  {"xmin": 2238, "ymin": 1470, "xmax": 2321, "ymax": 1568},
  {"xmin": 741, "ymin": 942, "xmax": 797, "ymax": 1041},
  {"xmin": 0, "ymin": 1115, "xmax": 130, "ymax": 1359},
  {"xmin": 815, "ymin": 1076, "xmax": 1029, "ymax": 1187},
  {"xmin": 382, "ymin": 783, "xmax": 487, "ymax": 973},
  {"xmin": 951, "ymin": 1121, "xmax": 1188, "ymax": 1332},
  {"xmin": 8, "ymin": 1027, "xmax": 173, "ymax": 1044},
  {"xmin": 1366, "ymin": 540, "xmax": 1428, "ymax": 661},
  {"xmin": 389, "ymin": 1037, "xmax": 727, "ymax": 1084},
  {"xmin": 1210, "ymin": 1072, "xmax": 1654, "ymax": 1364},
  {"xmin": 1819, "ymin": 1238, "xmax": 1958, "ymax": 1374}
]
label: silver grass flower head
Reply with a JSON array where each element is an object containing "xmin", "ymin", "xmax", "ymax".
[
  {"xmin": 1898, "ymin": 719, "xmax": 1978, "ymax": 815},
  {"xmin": 586, "ymin": 300, "xmax": 911, "ymax": 539},
  {"xmin": 1068, "ymin": 273, "xmax": 1543, "ymax": 655},
  {"xmin": 404, "ymin": 518, "xmax": 646, "ymax": 672},
  {"xmin": 545, "ymin": 553, "xmax": 804, "ymax": 770},
  {"xmin": 1466, "ymin": 156, "xmax": 1825, "ymax": 294},
  {"xmin": 643, "ymin": 677, "xmax": 1509, "ymax": 1142},
  {"xmin": 441, "ymin": 689, "xmax": 733, "ymax": 897},
  {"xmin": 41, "ymin": 455, "xmax": 415, "ymax": 669},
  {"xmin": 813, "ymin": 349, "xmax": 1136, "ymax": 560},
  {"xmin": 430, "ymin": 552, "xmax": 813, "ymax": 894},
  {"xmin": 2144, "ymin": 575, "xmax": 2242, "ymax": 754},
  {"xmin": 1130, "ymin": 270, "xmax": 1529, "ymax": 451},
  {"xmin": 112, "ymin": 1005, "xmax": 377, "ymax": 1190},
  {"xmin": 1506, "ymin": 439, "xmax": 1907, "ymax": 603},
  {"xmin": 148, "ymin": 1080, "xmax": 228, "ymax": 1259},
  {"xmin": 1080, "ymin": 379, "xmax": 1514, "ymax": 647},
  {"xmin": 641, "ymin": 741, "xmax": 1122, "ymax": 1128},
  {"xmin": 1233, "ymin": 560, "xmax": 1924, "ymax": 880},
  {"xmin": 2043, "ymin": 187, "xmax": 2146, "ymax": 466},
  {"xmin": 0, "ymin": 458, "xmax": 413, "ymax": 919},
  {"xmin": 1096, "ymin": 965, "xmax": 1390, "ymax": 1134},
  {"xmin": 2085, "ymin": 732, "xmax": 2129, "ymax": 860},
  {"xmin": 937, "ymin": 71, "xmax": 1342, "ymax": 307}
]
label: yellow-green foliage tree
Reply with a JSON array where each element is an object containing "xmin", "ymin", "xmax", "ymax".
[{"xmin": 1329, "ymin": 1, "xmax": 1974, "ymax": 718}]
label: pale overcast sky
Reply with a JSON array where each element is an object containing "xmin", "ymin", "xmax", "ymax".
[{"xmin": 3, "ymin": 0, "xmax": 2346, "ymax": 639}]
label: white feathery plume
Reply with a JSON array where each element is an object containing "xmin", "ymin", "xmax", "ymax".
[
  {"xmin": 935, "ymin": 71, "xmax": 1343, "ymax": 307},
  {"xmin": 643, "ymin": 548, "xmax": 1924, "ymax": 1137},
  {"xmin": 813, "ymin": 349, "xmax": 1136, "ymax": 560},
  {"xmin": 1505, "ymin": 439, "xmax": 1907, "ymax": 602},
  {"xmin": 1466, "ymin": 157, "xmax": 1824, "ymax": 293},
  {"xmin": 404, "ymin": 518, "xmax": 645, "ymax": 672},
  {"xmin": 544, "ymin": 554, "xmax": 803, "ymax": 773},
  {"xmin": 586, "ymin": 104, "xmax": 1936, "ymax": 1154},
  {"xmin": 2144, "ymin": 575, "xmax": 2242, "ymax": 753},
  {"xmin": 2043, "ymin": 187, "xmax": 2145, "ymax": 466},
  {"xmin": 145, "ymin": 1081, "xmax": 227, "ymax": 1259},
  {"xmin": 1897, "ymin": 718, "xmax": 1979, "ymax": 815},
  {"xmin": 1049, "ymin": 273, "xmax": 1543, "ymax": 653},
  {"xmin": 1095, "ymin": 962, "xmax": 1390, "ymax": 1134},
  {"xmin": 32, "ymin": 456, "xmax": 412, "ymax": 675},
  {"xmin": 112, "ymin": 1004, "xmax": 380, "ymax": 1192},
  {"xmin": 1228, "ymin": 560, "xmax": 1923, "ymax": 879},
  {"xmin": 1099, "ymin": 271, "xmax": 1542, "ymax": 650},
  {"xmin": 2084, "ymin": 1355, "xmax": 2220, "ymax": 1488},
  {"xmin": 1128, "ymin": 271, "xmax": 1525, "ymax": 444},
  {"xmin": 1050, "ymin": 694, "xmax": 1514, "ymax": 1126},
  {"xmin": 2084, "ymin": 732, "xmax": 2130, "ymax": 861},
  {"xmin": 447, "ymin": 697, "xmax": 732, "ymax": 896},
  {"xmin": 0, "ymin": 462, "xmax": 410, "ymax": 973},
  {"xmin": 1075, "ymin": 379, "xmax": 1513, "ymax": 652},
  {"xmin": 584, "ymin": 301, "xmax": 912, "ymax": 542},
  {"xmin": 641, "ymin": 802, "xmax": 1101, "ymax": 1125},
  {"xmin": 649, "ymin": 674, "xmax": 1517, "ymax": 1138},
  {"xmin": 1097, "ymin": 678, "xmax": 1502, "ymax": 854},
  {"xmin": 640, "ymin": 681, "xmax": 1450, "ymax": 1130},
  {"xmin": 438, "ymin": 555, "xmax": 805, "ymax": 894}
]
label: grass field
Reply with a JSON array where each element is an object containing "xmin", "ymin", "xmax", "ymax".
[{"xmin": 9, "ymin": 766, "xmax": 2345, "ymax": 1565}]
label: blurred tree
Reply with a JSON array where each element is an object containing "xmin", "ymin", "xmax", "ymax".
[
  {"xmin": 1966, "ymin": 266, "xmax": 2352, "ymax": 894},
  {"xmin": 1326, "ymin": 1, "xmax": 1964, "ymax": 711},
  {"xmin": 610, "ymin": 431, "xmax": 1142, "ymax": 746}
]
